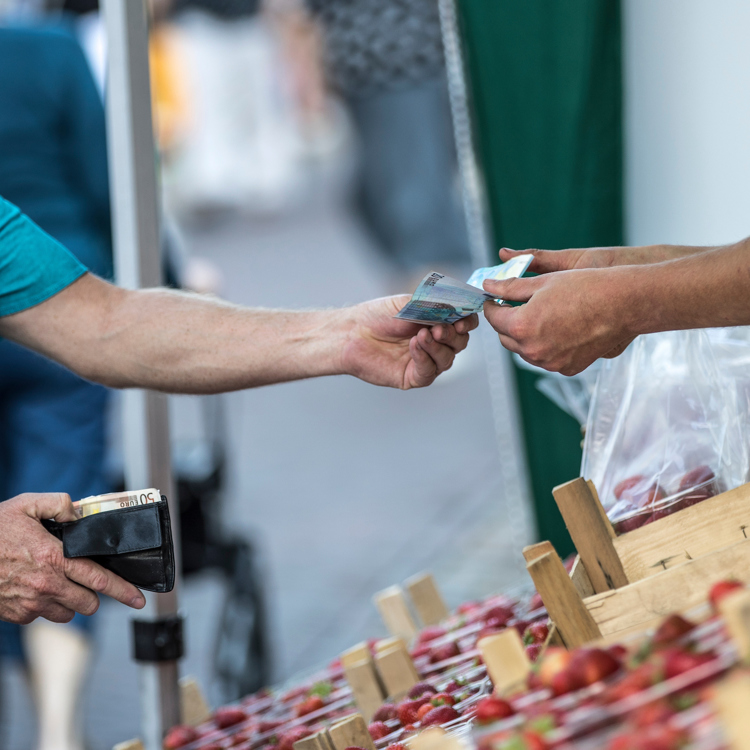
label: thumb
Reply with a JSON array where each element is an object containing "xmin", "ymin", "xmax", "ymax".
[
  {"xmin": 483, "ymin": 275, "xmax": 541, "ymax": 303},
  {"xmin": 20, "ymin": 492, "xmax": 78, "ymax": 523}
]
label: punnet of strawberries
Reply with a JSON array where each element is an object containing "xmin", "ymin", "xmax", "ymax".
[{"xmin": 162, "ymin": 577, "xmax": 746, "ymax": 750}]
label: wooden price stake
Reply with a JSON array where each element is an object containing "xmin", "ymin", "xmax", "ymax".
[
  {"xmin": 718, "ymin": 589, "xmax": 750, "ymax": 662},
  {"xmin": 553, "ymin": 478, "xmax": 628, "ymax": 594},
  {"xmin": 373, "ymin": 586, "xmax": 418, "ymax": 641},
  {"xmin": 113, "ymin": 742, "xmax": 145, "ymax": 750},
  {"xmin": 180, "ymin": 676, "xmax": 212, "ymax": 726},
  {"xmin": 294, "ymin": 730, "xmax": 337, "ymax": 750},
  {"xmin": 329, "ymin": 714, "xmax": 376, "ymax": 750},
  {"xmin": 342, "ymin": 658, "xmax": 385, "ymax": 722},
  {"xmin": 477, "ymin": 629, "xmax": 530, "ymax": 696},
  {"xmin": 374, "ymin": 636, "xmax": 407, "ymax": 654},
  {"xmin": 341, "ymin": 642, "xmax": 373, "ymax": 668},
  {"xmin": 374, "ymin": 644, "xmax": 419, "ymax": 699},
  {"xmin": 405, "ymin": 572, "xmax": 449, "ymax": 626},
  {"xmin": 711, "ymin": 672, "xmax": 750, "ymax": 750},
  {"xmin": 525, "ymin": 547, "xmax": 602, "ymax": 648}
]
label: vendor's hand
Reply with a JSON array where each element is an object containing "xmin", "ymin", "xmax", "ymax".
[
  {"xmin": 482, "ymin": 270, "xmax": 637, "ymax": 375},
  {"xmin": 0, "ymin": 493, "xmax": 146, "ymax": 625},
  {"xmin": 342, "ymin": 295, "xmax": 478, "ymax": 389},
  {"xmin": 498, "ymin": 244, "xmax": 696, "ymax": 273}
]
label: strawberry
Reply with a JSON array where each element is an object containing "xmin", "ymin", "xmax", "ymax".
[
  {"xmin": 417, "ymin": 626, "xmax": 447, "ymax": 643},
  {"xmin": 484, "ymin": 605, "xmax": 514, "ymax": 627},
  {"xmin": 416, "ymin": 703, "xmax": 433, "ymax": 722},
  {"xmin": 396, "ymin": 700, "xmax": 421, "ymax": 726},
  {"xmin": 430, "ymin": 692, "xmax": 455, "ymax": 707},
  {"xmin": 550, "ymin": 668, "xmax": 584, "ymax": 696},
  {"xmin": 523, "ymin": 622, "xmax": 549, "ymax": 645},
  {"xmin": 474, "ymin": 696, "xmax": 515, "ymax": 725},
  {"xmin": 661, "ymin": 648, "xmax": 714, "ymax": 680},
  {"xmin": 278, "ymin": 728, "xmax": 312, "ymax": 750},
  {"xmin": 408, "ymin": 682, "xmax": 437, "ymax": 700},
  {"xmin": 567, "ymin": 648, "xmax": 620, "ymax": 687},
  {"xmin": 410, "ymin": 644, "xmax": 432, "ymax": 659},
  {"xmin": 511, "ymin": 619, "xmax": 530, "ymax": 637},
  {"xmin": 386, "ymin": 745, "xmax": 406, "ymax": 750},
  {"xmin": 630, "ymin": 699, "xmax": 676, "ymax": 728},
  {"xmin": 372, "ymin": 703, "xmax": 397, "ymax": 722},
  {"xmin": 295, "ymin": 695, "xmax": 324, "ymax": 718},
  {"xmin": 368, "ymin": 722, "xmax": 390, "ymax": 741},
  {"xmin": 429, "ymin": 642, "xmax": 460, "ymax": 663},
  {"xmin": 259, "ymin": 721, "xmax": 284, "ymax": 734},
  {"xmin": 678, "ymin": 465, "xmax": 717, "ymax": 494},
  {"xmin": 521, "ymin": 731, "xmax": 549, "ymax": 750},
  {"xmin": 215, "ymin": 706, "xmax": 247, "ymax": 729},
  {"xmin": 163, "ymin": 726, "xmax": 199, "ymax": 749},
  {"xmin": 651, "ymin": 614, "xmax": 695, "ymax": 648},
  {"xmin": 537, "ymin": 647, "xmax": 573, "ymax": 689},
  {"xmin": 420, "ymin": 706, "xmax": 460, "ymax": 727},
  {"xmin": 709, "ymin": 579, "xmax": 745, "ymax": 613},
  {"xmin": 525, "ymin": 643, "xmax": 542, "ymax": 662}
]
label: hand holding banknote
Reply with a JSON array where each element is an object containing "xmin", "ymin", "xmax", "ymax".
[
  {"xmin": 0, "ymin": 492, "xmax": 146, "ymax": 624},
  {"xmin": 395, "ymin": 255, "xmax": 533, "ymax": 325}
]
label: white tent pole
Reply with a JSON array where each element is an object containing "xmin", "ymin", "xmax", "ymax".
[{"xmin": 102, "ymin": 0, "xmax": 182, "ymax": 746}]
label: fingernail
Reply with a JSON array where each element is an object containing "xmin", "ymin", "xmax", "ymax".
[
  {"xmin": 433, "ymin": 327, "xmax": 442, "ymax": 340},
  {"xmin": 424, "ymin": 331, "xmax": 433, "ymax": 343},
  {"xmin": 501, "ymin": 247, "xmax": 516, "ymax": 252},
  {"xmin": 131, "ymin": 594, "xmax": 146, "ymax": 608}
]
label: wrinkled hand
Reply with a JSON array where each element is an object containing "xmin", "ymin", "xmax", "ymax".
[
  {"xmin": 342, "ymin": 295, "xmax": 478, "ymax": 389},
  {"xmin": 0, "ymin": 493, "xmax": 146, "ymax": 625},
  {"xmin": 482, "ymin": 269, "xmax": 637, "ymax": 376}
]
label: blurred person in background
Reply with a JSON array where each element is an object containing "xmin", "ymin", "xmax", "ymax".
[
  {"xmin": 0, "ymin": 16, "xmax": 113, "ymax": 750},
  {"xmin": 309, "ymin": 0, "xmax": 471, "ymax": 288}
]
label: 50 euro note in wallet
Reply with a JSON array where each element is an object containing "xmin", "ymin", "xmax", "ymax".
[
  {"xmin": 73, "ymin": 488, "xmax": 162, "ymax": 518},
  {"xmin": 395, "ymin": 254, "xmax": 533, "ymax": 325}
]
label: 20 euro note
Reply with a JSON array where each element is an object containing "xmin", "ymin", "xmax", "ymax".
[
  {"xmin": 395, "ymin": 255, "xmax": 534, "ymax": 325},
  {"xmin": 394, "ymin": 272, "xmax": 494, "ymax": 325},
  {"xmin": 73, "ymin": 488, "xmax": 162, "ymax": 518}
]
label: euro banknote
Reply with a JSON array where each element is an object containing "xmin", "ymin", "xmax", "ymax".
[
  {"xmin": 395, "ymin": 255, "xmax": 533, "ymax": 325},
  {"xmin": 73, "ymin": 488, "xmax": 162, "ymax": 518}
]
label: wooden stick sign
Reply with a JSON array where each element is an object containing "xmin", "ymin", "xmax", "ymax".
[
  {"xmin": 405, "ymin": 572, "xmax": 449, "ymax": 626},
  {"xmin": 374, "ymin": 643, "xmax": 420, "ymax": 699},
  {"xmin": 328, "ymin": 714, "xmax": 377, "ymax": 750},
  {"xmin": 477, "ymin": 629, "xmax": 530, "ymax": 695},
  {"xmin": 373, "ymin": 586, "xmax": 418, "ymax": 641}
]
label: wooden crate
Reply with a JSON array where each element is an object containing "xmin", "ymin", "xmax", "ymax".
[{"xmin": 526, "ymin": 477, "xmax": 750, "ymax": 646}]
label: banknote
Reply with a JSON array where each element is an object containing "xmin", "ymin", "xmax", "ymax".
[
  {"xmin": 466, "ymin": 254, "xmax": 533, "ymax": 289},
  {"xmin": 73, "ymin": 488, "xmax": 162, "ymax": 518},
  {"xmin": 394, "ymin": 272, "xmax": 494, "ymax": 325},
  {"xmin": 395, "ymin": 255, "xmax": 533, "ymax": 325}
]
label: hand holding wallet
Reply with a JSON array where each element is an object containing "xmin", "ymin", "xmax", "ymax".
[{"xmin": 42, "ymin": 494, "xmax": 176, "ymax": 593}]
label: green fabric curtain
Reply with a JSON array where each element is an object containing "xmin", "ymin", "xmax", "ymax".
[{"xmin": 456, "ymin": 0, "xmax": 623, "ymax": 554}]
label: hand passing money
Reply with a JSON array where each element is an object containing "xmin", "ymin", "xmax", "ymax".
[{"xmin": 395, "ymin": 255, "xmax": 533, "ymax": 325}]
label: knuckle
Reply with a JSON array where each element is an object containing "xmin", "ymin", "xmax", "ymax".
[
  {"xmin": 87, "ymin": 569, "xmax": 110, "ymax": 593},
  {"xmin": 79, "ymin": 594, "xmax": 100, "ymax": 617}
]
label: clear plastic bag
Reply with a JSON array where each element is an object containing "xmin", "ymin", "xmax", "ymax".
[{"xmin": 581, "ymin": 330, "xmax": 750, "ymax": 534}]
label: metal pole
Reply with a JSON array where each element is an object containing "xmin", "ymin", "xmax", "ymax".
[
  {"xmin": 438, "ymin": 0, "xmax": 535, "ymax": 563},
  {"xmin": 102, "ymin": 1, "xmax": 182, "ymax": 746}
]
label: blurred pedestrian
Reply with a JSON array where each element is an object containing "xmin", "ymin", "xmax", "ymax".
[
  {"xmin": 310, "ymin": 0, "xmax": 471, "ymax": 285},
  {"xmin": 0, "ymin": 22, "xmax": 113, "ymax": 750}
]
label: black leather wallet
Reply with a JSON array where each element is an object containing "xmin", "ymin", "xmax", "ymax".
[{"xmin": 42, "ymin": 497, "xmax": 175, "ymax": 593}]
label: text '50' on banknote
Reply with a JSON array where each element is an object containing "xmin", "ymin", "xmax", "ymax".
[{"xmin": 73, "ymin": 488, "xmax": 162, "ymax": 518}]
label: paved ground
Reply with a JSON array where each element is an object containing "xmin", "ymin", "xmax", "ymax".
[{"xmin": 0, "ymin": 165, "xmax": 530, "ymax": 749}]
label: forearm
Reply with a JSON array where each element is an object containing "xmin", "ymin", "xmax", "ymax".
[
  {"xmin": 6, "ymin": 276, "xmax": 353, "ymax": 393},
  {"xmin": 626, "ymin": 237, "xmax": 750, "ymax": 334}
]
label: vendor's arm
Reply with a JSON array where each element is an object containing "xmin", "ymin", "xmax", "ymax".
[{"xmin": 483, "ymin": 236, "xmax": 750, "ymax": 375}]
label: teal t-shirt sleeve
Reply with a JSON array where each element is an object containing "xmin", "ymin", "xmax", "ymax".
[{"xmin": 0, "ymin": 197, "xmax": 87, "ymax": 317}]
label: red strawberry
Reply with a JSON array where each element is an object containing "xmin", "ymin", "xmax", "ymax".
[
  {"xmin": 511, "ymin": 619, "xmax": 530, "ymax": 637},
  {"xmin": 417, "ymin": 626, "xmax": 447, "ymax": 644},
  {"xmin": 386, "ymin": 745, "xmax": 406, "ymax": 750},
  {"xmin": 678, "ymin": 465, "xmax": 717, "ymax": 494},
  {"xmin": 484, "ymin": 605, "xmax": 514, "ymax": 627},
  {"xmin": 196, "ymin": 744, "xmax": 222, "ymax": 750},
  {"xmin": 631, "ymin": 699, "xmax": 676, "ymax": 728},
  {"xmin": 407, "ymin": 682, "xmax": 437, "ymax": 700},
  {"xmin": 416, "ymin": 703, "xmax": 433, "ymax": 722},
  {"xmin": 474, "ymin": 696, "xmax": 515, "ymax": 725},
  {"xmin": 429, "ymin": 642, "xmax": 460, "ymax": 663},
  {"xmin": 429, "ymin": 692, "xmax": 455, "ymax": 707},
  {"xmin": 396, "ymin": 701, "xmax": 421, "ymax": 726},
  {"xmin": 525, "ymin": 643, "xmax": 542, "ymax": 662},
  {"xmin": 259, "ymin": 721, "xmax": 284, "ymax": 734},
  {"xmin": 278, "ymin": 728, "xmax": 313, "ymax": 750},
  {"xmin": 521, "ymin": 731, "xmax": 549, "ymax": 750},
  {"xmin": 420, "ymin": 706, "xmax": 460, "ymax": 727},
  {"xmin": 651, "ymin": 614, "xmax": 695, "ymax": 648},
  {"xmin": 368, "ymin": 722, "xmax": 390, "ymax": 741},
  {"xmin": 163, "ymin": 726, "xmax": 199, "ymax": 749},
  {"xmin": 709, "ymin": 579, "xmax": 745, "ymax": 613},
  {"xmin": 523, "ymin": 622, "xmax": 549, "ymax": 645},
  {"xmin": 410, "ymin": 644, "xmax": 432, "ymax": 659},
  {"xmin": 215, "ymin": 705, "xmax": 247, "ymax": 728},
  {"xmin": 613, "ymin": 511, "xmax": 653, "ymax": 535},
  {"xmin": 568, "ymin": 648, "xmax": 620, "ymax": 687},
  {"xmin": 661, "ymin": 648, "xmax": 714, "ymax": 680},
  {"xmin": 372, "ymin": 703, "xmax": 397, "ymax": 722},
  {"xmin": 608, "ymin": 644, "xmax": 628, "ymax": 662},
  {"xmin": 550, "ymin": 668, "xmax": 584, "ymax": 696},
  {"xmin": 295, "ymin": 695, "xmax": 324, "ymax": 718},
  {"xmin": 537, "ymin": 647, "xmax": 573, "ymax": 689}
]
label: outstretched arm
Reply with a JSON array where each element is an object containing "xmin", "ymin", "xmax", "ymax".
[
  {"xmin": 483, "ymin": 237, "xmax": 750, "ymax": 375},
  {"xmin": 0, "ymin": 273, "xmax": 477, "ymax": 392}
]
